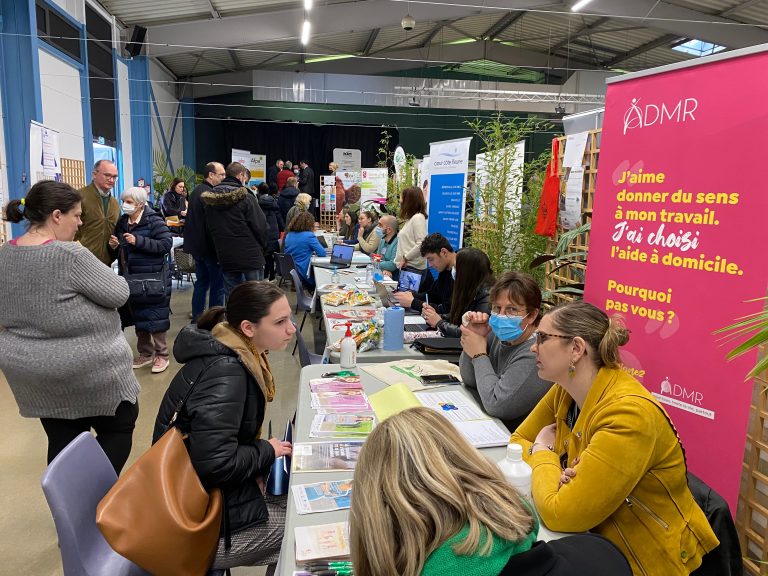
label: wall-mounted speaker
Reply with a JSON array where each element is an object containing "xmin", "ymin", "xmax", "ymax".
[{"xmin": 125, "ymin": 26, "xmax": 147, "ymax": 58}]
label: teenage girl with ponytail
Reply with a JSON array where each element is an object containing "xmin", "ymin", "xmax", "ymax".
[{"xmin": 509, "ymin": 301, "xmax": 718, "ymax": 576}]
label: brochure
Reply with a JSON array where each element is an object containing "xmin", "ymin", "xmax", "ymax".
[
  {"xmin": 292, "ymin": 441, "xmax": 364, "ymax": 472},
  {"xmin": 294, "ymin": 521, "xmax": 350, "ymax": 563},
  {"xmin": 310, "ymin": 389, "xmax": 371, "ymax": 411},
  {"xmin": 309, "ymin": 413, "xmax": 375, "ymax": 438},
  {"xmin": 309, "ymin": 376, "xmax": 363, "ymax": 393},
  {"xmin": 292, "ymin": 479, "xmax": 353, "ymax": 514}
]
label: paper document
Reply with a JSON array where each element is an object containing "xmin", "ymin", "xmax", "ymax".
[
  {"xmin": 562, "ymin": 131, "xmax": 589, "ymax": 168},
  {"xmin": 415, "ymin": 390, "xmax": 487, "ymax": 422},
  {"xmin": 292, "ymin": 480, "xmax": 353, "ymax": 514},
  {"xmin": 294, "ymin": 522, "xmax": 350, "ymax": 563},
  {"xmin": 561, "ymin": 166, "xmax": 584, "ymax": 230},
  {"xmin": 453, "ymin": 420, "xmax": 510, "ymax": 448},
  {"xmin": 292, "ymin": 441, "xmax": 364, "ymax": 472}
]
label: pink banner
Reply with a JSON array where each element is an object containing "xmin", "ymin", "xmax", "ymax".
[{"xmin": 584, "ymin": 49, "xmax": 768, "ymax": 510}]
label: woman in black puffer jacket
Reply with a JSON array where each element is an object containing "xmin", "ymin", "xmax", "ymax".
[
  {"xmin": 257, "ymin": 182, "xmax": 285, "ymax": 281},
  {"xmin": 110, "ymin": 187, "xmax": 173, "ymax": 373},
  {"xmin": 153, "ymin": 281, "xmax": 295, "ymax": 572}
]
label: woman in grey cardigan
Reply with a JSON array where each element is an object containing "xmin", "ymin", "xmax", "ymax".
[
  {"xmin": 459, "ymin": 272, "xmax": 552, "ymax": 432},
  {"xmin": 0, "ymin": 181, "xmax": 140, "ymax": 473}
]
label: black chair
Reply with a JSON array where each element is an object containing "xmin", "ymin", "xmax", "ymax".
[{"xmin": 274, "ymin": 252, "xmax": 296, "ymax": 289}]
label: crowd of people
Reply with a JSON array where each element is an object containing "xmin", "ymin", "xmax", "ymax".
[{"xmin": 0, "ymin": 164, "xmax": 731, "ymax": 576}]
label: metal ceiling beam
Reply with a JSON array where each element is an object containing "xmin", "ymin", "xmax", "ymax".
[
  {"xmin": 602, "ymin": 33, "xmax": 679, "ymax": 67},
  {"xmin": 549, "ymin": 16, "xmax": 610, "ymax": 54},
  {"xmin": 580, "ymin": 0, "xmax": 768, "ymax": 48},
  {"xmin": 205, "ymin": 0, "xmax": 221, "ymax": 19},
  {"xmin": 362, "ymin": 28, "xmax": 379, "ymax": 56},
  {"xmin": 420, "ymin": 20, "xmax": 451, "ymax": 47},
  {"xmin": 145, "ymin": 0, "xmax": 526, "ymax": 57},
  {"xmin": 482, "ymin": 11, "xmax": 525, "ymax": 40},
  {"xmin": 228, "ymin": 49, "xmax": 241, "ymax": 69},
  {"xmin": 718, "ymin": 0, "xmax": 765, "ymax": 18}
]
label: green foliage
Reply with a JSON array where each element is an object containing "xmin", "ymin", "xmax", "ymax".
[
  {"xmin": 377, "ymin": 129, "xmax": 418, "ymax": 218},
  {"xmin": 714, "ymin": 297, "xmax": 768, "ymax": 382},
  {"xmin": 152, "ymin": 149, "xmax": 196, "ymax": 199},
  {"xmin": 529, "ymin": 221, "xmax": 590, "ymax": 304},
  {"xmin": 466, "ymin": 113, "xmax": 552, "ymax": 278}
]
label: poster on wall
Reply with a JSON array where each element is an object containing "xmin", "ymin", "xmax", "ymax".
[
  {"xmin": 338, "ymin": 171, "xmax": 361, "ymax": 195},
  {"xmin": 320, "ymin": 175, "xmax": 336, "ymax": 212},
  {"xmin": 427, "ymin": 137, "xmax": 471, "ymax": 250},
  {"xmin": 29, "ymin": 121, "xmax": 62, "ymax": 183},
  {"xmin": 333, "ymin": 148, "xmax": 362, "ymax": 171},
  {"xmin": 249, "ymin": 154, "xmax": 266, "ymax": 186},
  {"xmin": 360, "ymin": 168, "xmax": 388, "ymax": 207},
  {"xmin": 583, "ymin": 46, "xmax": 768, "ymax": 510}
]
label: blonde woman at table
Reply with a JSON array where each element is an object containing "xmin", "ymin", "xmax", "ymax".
[
  {"xmin": 395, "ymin": 186, "xmax": 428, "ymax": 271},
  {"xmin": 509, "ymin": 302, "xmax": 719, "ymax": 576},
  {"xmin": 349, "ymin": 407, "xmax": 632, "ymax": 576}
]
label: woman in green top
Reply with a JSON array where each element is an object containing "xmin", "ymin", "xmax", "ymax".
[{"xmin": 349, "ymin": 407, "xmax": 631, "ymax": 576}]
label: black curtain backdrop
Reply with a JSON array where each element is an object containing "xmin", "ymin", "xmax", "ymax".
[{"xmin": 194, "ymin": 118, "xmax": 399, "ymax": 188}]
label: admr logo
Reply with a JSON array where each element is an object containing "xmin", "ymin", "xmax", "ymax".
[
  {"xmin": 653, "ymin": 376, "xmax": 715, "ymax": 420},
  {"xmin": 622, "ymin": 97, "xmax": 698, "ymax": 135}
]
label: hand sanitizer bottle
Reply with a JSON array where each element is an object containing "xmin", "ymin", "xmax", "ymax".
[
  {"xmin": 498, "ymin": 443, "xmax": 533, "ymax": 502},
  {"xmin": 340, "ymin": 322, "xmax": 357, "ymax": 368}
]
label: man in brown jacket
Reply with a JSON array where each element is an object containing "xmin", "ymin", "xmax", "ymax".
[{"xmin": 76, "ymin": 160, "xmax": 121, "ymax": 265}]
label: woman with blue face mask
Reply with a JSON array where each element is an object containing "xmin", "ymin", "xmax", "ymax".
[{"xmin": 459, "ymin": 272, "xmax": 553, "ymax": 431}]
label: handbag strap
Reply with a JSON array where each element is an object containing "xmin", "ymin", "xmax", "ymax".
[{"xmin": 167, "ymin": 357, "xmax": 228, "ymax": 428}]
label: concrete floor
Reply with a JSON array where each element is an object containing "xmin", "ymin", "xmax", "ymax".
[{"xmin": 0, "ymin": 279, "xmax": 306, "ymax": 575}]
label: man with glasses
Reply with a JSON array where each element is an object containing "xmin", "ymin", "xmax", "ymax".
[
  {"xmin": 184, "ymin": 161, "xmax": 226, "ymax": 322},
  {"xmin": 76, "ymin": 160, "xmax": 121, "ymax": 265}
]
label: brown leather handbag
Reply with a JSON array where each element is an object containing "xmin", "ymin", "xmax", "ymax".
[{"xmin": 97, "ymin": 359, "xmax": 226, "ymax": 576}]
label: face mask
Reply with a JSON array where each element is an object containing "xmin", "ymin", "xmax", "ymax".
[
  {"xmin": 488, "ymin": 313, "xmax": 528, "ymax": 342},
  {"xmin": 122, "ymin": 202, "xmax": 136, "ymax": 215},
  {"xmin": 451, "ymin": 267, "xmax": 456, "ymax": 280},
  {"xmin": 375, "ymin": 227, "xmax": 385, "ymax": 238}
]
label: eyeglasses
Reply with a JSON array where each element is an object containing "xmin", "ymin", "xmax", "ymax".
[
  {"xmin": 215, "ymin": 172, "xmax": 226, "ymax": 177},
  {"xmin": 97, "ymin": 172, "xmax": 118, "ymax": 180},
  {"xmin": 534, "ymin": 330, "xmax": 574, "ymax": 345},
  {"xmin": 491, "ymin": 306, "xmax": 527, "ymax": 316}
]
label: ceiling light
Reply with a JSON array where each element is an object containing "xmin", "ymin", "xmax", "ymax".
[
  {"xmin": 304, "ymin": 0, "xmax": 313, "ymax": 10},
  {"xmin": 301, "ymin": 20, "xmax": 311, "ymax": 45},
  {"xmin": 571, "ymin": 0, "xmax": 593, "ymax": 11}
]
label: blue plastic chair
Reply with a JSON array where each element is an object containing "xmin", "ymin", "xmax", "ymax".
[{"xmin": 41, "ymin": 432, "xmax": 150, "ymax": 576}]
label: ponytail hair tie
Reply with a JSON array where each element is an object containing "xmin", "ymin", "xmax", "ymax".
[
  {"xmin": 18, "ymin": 198, "xmax": 25, "ymax": 214},
  {"xmin": 20, "ymin": 198, "xmax": 25, "ymax": 205}
]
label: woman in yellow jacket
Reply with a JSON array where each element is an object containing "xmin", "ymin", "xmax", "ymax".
[{"xmin": 507, "ymin": 301, "xmax": 718, "ymax": 576}]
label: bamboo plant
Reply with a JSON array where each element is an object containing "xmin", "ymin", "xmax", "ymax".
[{"xmin": 714, "ymin": 298, "xmax": 768, "ymax": 382}]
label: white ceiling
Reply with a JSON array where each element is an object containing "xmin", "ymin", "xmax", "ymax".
[{"xmin": 98, "ymin": 0, "xmax": 768, "ymax": 81}]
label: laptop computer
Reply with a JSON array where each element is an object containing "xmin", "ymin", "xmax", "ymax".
[
  {"xmin": 373, "ymin": 280, "xmax": 432, "ymax": 331},
  {"xmin": 314, "ymin": 243, "xmax": 354, "ymax": 269},
  {"xmin": 316, "ymin": 235, "xmax": 329, "ymax": 248},
  {"xmin": 398, "ymin": 267, "xmax": 423, "ymax": 292}
]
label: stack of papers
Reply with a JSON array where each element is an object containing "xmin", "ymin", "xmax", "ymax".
[
  {"xmin": 310, "ymin": 390, "xmax": 372, "ymax": 412},
  {"xmin": 295, "ymin": 521, "xmax": 350, "ymax": 563},
  {"xmin": 309, "ymin": 413, "xmax": 375, "ymax": 438},
  {"xmin": 292, "ymin": 441, "xmax": 364, "ymax": 472},
  {"xmin": 292, "ymin": 479, "xmax": 353, "ymax": 514}
]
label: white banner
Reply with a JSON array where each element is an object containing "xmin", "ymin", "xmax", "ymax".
[
  {"xmin": 333, "ymin": 148, "xmax": 361, "ymax": 171},
  {"xmin": 475, "ymin": 141, "xmax": 525, "ymax": 220},
  {"xmin": 418, "ymin": 156, "xmax": 430, "ymax": 207},
  {"xmin": 428, "ymin": 137, "xmax": 471, "ymax": 249},
  {"xmin": 249, "ymin": 153, "xmax": 266, "ymax": 185},
  {"xmin": 231, "ymin": 148, "xmax": 250, "ymax": 166},
  {"xmin": 29, "ymin": 121, "xmax": 62, "ymax": 184},
  {"xmin": 360, "ymin": 168, "xmax": 388, "ymax": 207}
]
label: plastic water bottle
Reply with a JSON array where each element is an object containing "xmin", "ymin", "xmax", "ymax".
[
  {"xmin": 365, "ymin": 264, "xmax": 373, "ymax": 286},
  {"xmin": 372, "ymin": 254, "xmax": 384, "ymax": 282},
  {"xmin": 331, "ymin": 265, "xmax": 339, "ymax": 284},
  {"xmin": 498, "ymin": 443, "xmax": 533, "ymax": 502}
]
